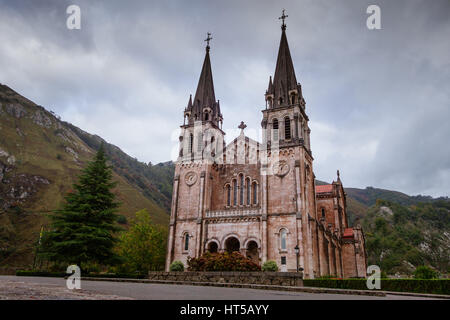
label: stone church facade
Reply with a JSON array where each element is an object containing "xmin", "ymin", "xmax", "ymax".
[{"xmin": 165, "ymin": 19, "xmax": 367, "ymax": 279}]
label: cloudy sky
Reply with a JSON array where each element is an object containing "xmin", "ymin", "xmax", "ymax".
[{"xmin": 0, "ymin": 0, "xmax": 449, "ymax": 197}]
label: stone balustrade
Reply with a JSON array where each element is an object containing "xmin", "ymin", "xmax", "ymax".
[{"xmin": 205, "ymin": 208, "xmax": 261, "ymax": 218}]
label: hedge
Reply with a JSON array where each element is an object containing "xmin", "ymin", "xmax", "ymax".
[
  {"xmin": 16, "ymin": 270, "xmax": 146, "ymax": 279},
  {"xmin": 187, "ymin": 252, "xmax": 261, "ymax": 271},
  {"xmin": 303, "ymin": 279, "xmax": 450, "ymax": 295}
]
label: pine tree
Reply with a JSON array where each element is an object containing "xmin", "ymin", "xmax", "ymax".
[{"xmin": 40, "ymin": 145, "xmax": 121, "ymax": 270}]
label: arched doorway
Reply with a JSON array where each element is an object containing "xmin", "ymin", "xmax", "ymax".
[
  {"xmin": 246, "ymin": 241, "xmax": 259, "ymax": 263},
  {"xmin": 225, "ymin": 237, "xmax": 240, "ymax": 253},
  {"xmin": 207, "ymin": 241, "xmax": 218, "ymax": 253}
]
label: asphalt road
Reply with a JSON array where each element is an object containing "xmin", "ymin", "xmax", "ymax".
[{"xmin": 0, "ymin": 276, "xmax": 439, "ymax": 300}]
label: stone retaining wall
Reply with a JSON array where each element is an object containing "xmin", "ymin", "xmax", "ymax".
[
  {"xmin": 148, "ymin": 271, "xmax": 303, "ymax": 287},
  {"xmin": 0, "ymin": 268, "xmax": 20, "ymax": 275}
]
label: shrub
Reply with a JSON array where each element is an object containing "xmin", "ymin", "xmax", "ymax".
[
  {"xmin": 116, "ymin": 214, "xmax": 128, "ymax": 225},
  {"xmin": 414, "ymin": 265, "xmax": 439, "ymax": 279},
  {"xmin": 262, "ymin": 260, "xmax": 278, "ymax": 272},
  {"xmin": 187, "ymin": 252, "xmax": 261, "ymax": 272},
  {"xmin": 170, "ymin": 260, "xmax": 185, "ymax": 272}
]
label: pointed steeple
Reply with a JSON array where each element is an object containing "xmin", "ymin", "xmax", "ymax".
[
  {"xmin": 184, "ymin": 33, "xmax": 222, "ymax": 128},
  {"xmin": 267, "ymin": 10, "xmax": 302, "ymax": 109},
  {"xmin": 193, "ymin": 43, "xmax": 216, "ymax": 112},
  {"xmin": 267, "ymin": 76, "xmax": 273, "ymax": 93},
  {"xmin": 186, "ymin": 94, "xmax": 193, "ymax": 110}
]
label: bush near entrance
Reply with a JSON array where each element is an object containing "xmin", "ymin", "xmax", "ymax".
[
  {"xmin": 169, "ymin": 261, "xmax": 185, "ymax": 272},
  {"xmin": 187, "ymin": 252, "xmax": 261, "ymax": 272},
  {"xmin": 262, "ymin": 260, "xmax": 279, "ymax": 272}
]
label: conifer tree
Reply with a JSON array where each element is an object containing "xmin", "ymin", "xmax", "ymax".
[{"xmin": 40, "ymin": 145, "xmax": 121, "ymax": 270}]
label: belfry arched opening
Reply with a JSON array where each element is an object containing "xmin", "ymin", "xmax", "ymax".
[{"xmin": 225, "ymin": 237, "xmax": 240, "ymax": 253}]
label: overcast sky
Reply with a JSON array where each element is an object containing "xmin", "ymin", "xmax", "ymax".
[{"xmin": 0, "ymin": 0, "xmax": 449, "ymax": 197}]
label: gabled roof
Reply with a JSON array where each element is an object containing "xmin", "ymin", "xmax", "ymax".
[
  {"xmin": 315, "ymin": 184, "xmax": 333, "ymax": 194},
  {"xmin": 343, "ymin": 228, "xmax": 354, "ymax": 239}
]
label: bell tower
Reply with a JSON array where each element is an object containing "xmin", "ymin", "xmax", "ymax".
[
  {"xmin": 166, "ymin": 34, "xmax": 225, "ymax": 270},
  {"xmin": 260, "ymin": 10, "xmax": 317, "ymax": 278}
]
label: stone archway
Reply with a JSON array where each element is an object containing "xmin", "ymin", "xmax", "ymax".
[
  {"xmin": 224, "ymin": 237, "xmax": 240, "ymax": 253},
  {"xmin": 207, "ymin": 241, "xmax": 218, "ymax": 253},
  {"xmin": 246, "ymin": 240, "xmax": 259, "ymax": 263}
]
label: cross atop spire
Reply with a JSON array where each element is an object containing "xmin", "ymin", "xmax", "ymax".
[
  {"xmin": 278, "ymin": 9, "xmax": 288, "ymax": 30},
  {"xmin": 204, "ymin": 32, "xmax": 212, "ymax": 51},
  {"xmin": 238, "ymin": 121, "xmax": 247, "ymax": 131},
  {"xmin": 266, "ymin": 11, "xmax": 301, "ymax": 109}
]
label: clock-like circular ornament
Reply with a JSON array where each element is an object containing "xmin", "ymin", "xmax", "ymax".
[
  {"xmin": 273, "ymin": 160, "xmax": 290, "ymax": 177},
  {"xmin": 185, "ymin": 171, "xmax": 198, "ymax": 186}
]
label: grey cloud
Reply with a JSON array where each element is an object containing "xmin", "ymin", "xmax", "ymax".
[{"xmin": 0, "ymin": 0, "xmax": 448, "ymax": 197}]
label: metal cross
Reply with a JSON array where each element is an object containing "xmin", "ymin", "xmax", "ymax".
[
  {"xmin": 279, "ymin": 9, "xmax": 288, "ymax": 28},
  {"xmin": 238, "ymin": 121, "xmax": 247, "ymax": 131},
  {"xmin": 204, "ymin": 32, "xmax": 212, "ymax": 47}
]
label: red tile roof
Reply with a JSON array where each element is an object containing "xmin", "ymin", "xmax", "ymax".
[
  {"xmin": 343, "ymin": 228, "xmax": 354, "ymax": 239},
  {"xmin": 315, "ymin": 184, "xmax": 333, "ymax": 194}
]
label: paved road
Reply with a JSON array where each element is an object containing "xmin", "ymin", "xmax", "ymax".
[{"xmin": 0, "ymin": 276, "xmax": 439, "ymax": 300}]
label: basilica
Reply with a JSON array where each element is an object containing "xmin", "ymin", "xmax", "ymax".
[{"xmin": 165, "ymin": 15, "xmax": 367, "ymax": 278}]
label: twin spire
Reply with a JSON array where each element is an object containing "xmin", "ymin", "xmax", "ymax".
[
  {"xmin": 185, "ymin": 32, "xmax": 222, "ymax": 128},
  {"xmin": 184, "ymin": 10, "xmax": 302, "ymax": 127},
  {"xmin": 266, "ymin": 9, "xmax": 303, "ymax": 109}
]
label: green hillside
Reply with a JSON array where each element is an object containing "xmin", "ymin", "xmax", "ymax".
[
  {"xmin": 362, "ymin": 199, "xmax": 450, "ymax": 275},
  {"xmin": 0, "ymin": 84, "xmax": 169, "ymax": 268}
]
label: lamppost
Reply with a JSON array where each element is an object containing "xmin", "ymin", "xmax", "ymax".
[{"xmin": 294, "ymin": 245, "xmax": 299, "ymax": 272}]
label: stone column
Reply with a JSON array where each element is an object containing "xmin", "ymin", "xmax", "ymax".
[
  {"xmin": 261, "ymin": 164, "xmax": 269, "ymax": 263},
  {"xmin": 335, "ymin": 242, "xmax": 341, "ymax": 277},
  {"xmin": 294, "ymin": 160, "xmax": 304, "ymax": 270},
  {"xmin": 327, "ymin": 236, "xmax": 334, "ymax": 276},
  {"xmin": 196, "ymin": 171, "xmax": 206, "ymax": 257},
  {"xmin": 304, "ymin": 164, "xmax": 314, "ymax": 278},
  {"xmin": 165, "ymin": 174, "xmax": 180, "ymax": 271}
]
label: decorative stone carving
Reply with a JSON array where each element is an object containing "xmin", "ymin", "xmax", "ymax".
[
  {"xmin": 273, "ymin": 160, "xmax": 290, "ymax": 177},
  {"xmin": 185, "ymin": 171, "xmax": 198, "ymax": 186}
]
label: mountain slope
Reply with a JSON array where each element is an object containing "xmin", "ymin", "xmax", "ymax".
[
  {"xmin": 0, "ymin": 84, "xmax": 169, "ymax": 268},
  {"xmin": 362, "ymin": 199, "xmax": 450, "ymax": 274}
]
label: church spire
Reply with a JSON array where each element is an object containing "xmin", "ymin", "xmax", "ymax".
[
  {"xmin": 185, "ymin": 33, "xmax": 222, "ymax": 127},
  {"xmin": 266, "ymin": 10, "xmax": 302, "ymax": 109}
]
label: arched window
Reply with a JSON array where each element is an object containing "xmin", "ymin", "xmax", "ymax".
[
  {"xmin": 188, "ymin": 133, "xmax": 193, "ymax": 153},
  {"xmin": 273, "ymin": 119, "xmax": 279, "ymax": 141},
  {"xmin": 291, "ymin": 94, "xmax": 295, "ymax": 105},
  {"xmin": 284, "ymin": 117, "xmax": 291, "ymax": 140},
  {"xmin": 197, "ymin": 133, "xmax": 203, "ymax": 152},
  {"xmin": 205, "ymin": 113, "xmax": 209, "ymax": 121},
  {"xmin": 239, "ymin": 174, "xmax": 244, "ymax": 205},
  {"xmin": 233, "ymin": 180, "xmax": 237, "ymax": 206},
  {"xmin": 252, "ymin": 182, "xmax": 258, "ymax": 205},
  {"xmin": 246, "ymin": 178, "xmax": 251, "ymax": 205},
  {"xmin": 280, "ymin": 229, "xmax": 287, "ymax": 250},
  {"xmin": 226, "ymin": 185, "xmax": 231, "ymax": 206},
  {"xmin": 184, "ymin": 233, "xmax": 189, "ymax": 251},
  {"xmin": 321, "ymin": 208, "xmax": 325, "ymax": 219}
]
